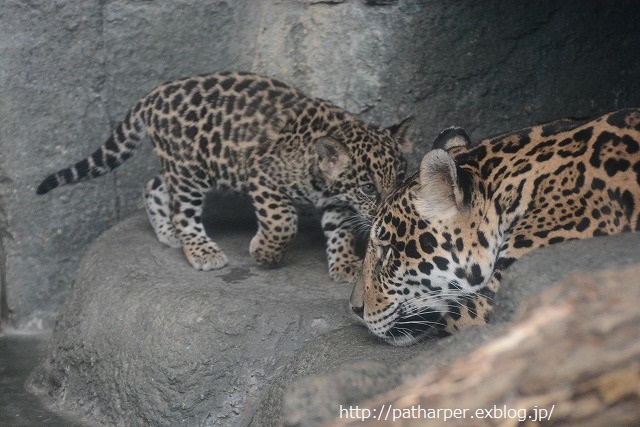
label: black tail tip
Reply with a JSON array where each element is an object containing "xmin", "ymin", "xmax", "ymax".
[{"xmin": 36, "ymin": 175, "xmax": 59, "ymax": 195}]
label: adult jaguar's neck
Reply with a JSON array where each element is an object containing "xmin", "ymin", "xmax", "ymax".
[{"xmin": 458, "ymin": 135, "xmax": 540, "ymax": 239}]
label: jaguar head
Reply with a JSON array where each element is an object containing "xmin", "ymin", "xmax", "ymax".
[
  {"xmin": 350, "ymin": 128, "xmax": 498, "ymax": 345},
  {"xmin": 316, "ymin": 117, "xmax": 414, "ymax": 218}
]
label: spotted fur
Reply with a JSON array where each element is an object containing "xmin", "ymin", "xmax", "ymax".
[
  {"xmin": 37, "ymin": 72, "xmax": 413, "ymax": 281},
  {"xmin": 351, "ymin": 108, "xmax": 640, "ymax": 344}
]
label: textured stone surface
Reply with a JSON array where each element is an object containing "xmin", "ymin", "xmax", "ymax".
[
  {"xmin": 251, "ymin": 326, "xmax": 503, "ymax": 427},
  {"xmin": 2, "ymin": 0, "xmax": 640, "ymax": 329},
  {"xmin": 29, "ymin": 202, "xmax": 354, "ymax": 426},
  {"xmin": 491, "ymin": 231, "xmax": 640, "ymax": 323},
  {"xmin": 0, "ymin": 332, "xmax": 82, "ymax": 427},
  {"xmin": 253, "ymin": 232, "xmax": 640, "ymax": 426}
]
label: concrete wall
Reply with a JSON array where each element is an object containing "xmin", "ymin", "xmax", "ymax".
[{"xmin": 2, "ymin": 0, "xmax": 639, "ymax": 329}]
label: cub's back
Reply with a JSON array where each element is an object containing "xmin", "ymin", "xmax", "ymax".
[
  {"xmin": 141, "ymin": 71, "xmax": 313, "ymax": 153},
  {"xmin": 131, "ymin": 71, "xmax": 333, "ymax": 191}
]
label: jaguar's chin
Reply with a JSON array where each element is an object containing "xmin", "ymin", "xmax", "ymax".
[
  {"xmin": 380, "ymin": 309, "xmax": 448, "ymax": 346},
  {"xmin": 382, "ymin": 331, "xmax": 423, "ymax": 346}
]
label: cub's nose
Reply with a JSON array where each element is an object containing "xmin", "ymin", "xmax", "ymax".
[{"xmin": 351, "ymin": 304, "xmax": 364, "ymax": 319}]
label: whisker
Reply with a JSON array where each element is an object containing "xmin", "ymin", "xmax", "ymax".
[
  {"xmin": 399, "ymin": 291, "xmax": 487, "ymax": 321},
  {"xmin": 396, "ymin": 319, "xmax": 448, "ymax": 328},
  {"xmin": 343, "ymin": 213, "xmax": 373, "ymax": 236}
]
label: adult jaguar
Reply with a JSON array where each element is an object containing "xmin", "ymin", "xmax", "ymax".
[
  {"xmin": 36, "ymin": 72, "xmax": 413, "ymax": 282},
  {"xmin": 351, "ymin": 108, "xmax": 640, "ymax": 345}
]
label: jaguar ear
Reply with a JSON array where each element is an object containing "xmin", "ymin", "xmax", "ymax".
[
  {"xmin": 414, "ymin": 149, "xmax": 465, "ymax": 220},
  {"xmin": 387, "ymin": 117, "xmax": 414, "ymax": 154},
  {"xmin": 432, "ymin": 126, "xmax": 471, "ymax": 151},
  {"xmin": 316, "ymin": 136, "xmax": 351, "ymax": 182}
]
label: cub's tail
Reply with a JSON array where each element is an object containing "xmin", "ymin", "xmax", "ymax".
[{"xmin": 36, "ymin": 103, "xmax": 147, "ymax": 195}]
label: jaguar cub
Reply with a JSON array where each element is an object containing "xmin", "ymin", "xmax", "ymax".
[
  {"xmin": 351, "ymin": 108, "xmax": 640, "ymax": 345},
  {"xmin": 37, "ymin": 72, "xmax": 413, "ymax": 282}
]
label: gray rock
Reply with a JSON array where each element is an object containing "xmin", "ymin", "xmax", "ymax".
[
  {"xmin": 29, "ymin": 200, "xmax": 354, "ymax": 427},
  {"xmin": 492, "ymin": 231, "xmax": 640, "ymax": 323},
  {"xmin": 251, "ymin": 325, "xmax": 502, "ymax": 427}
]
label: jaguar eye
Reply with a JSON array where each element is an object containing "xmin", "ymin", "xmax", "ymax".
[{"xmin": 361, "ymin": 183, "xmax": 377, "ymax": 195}]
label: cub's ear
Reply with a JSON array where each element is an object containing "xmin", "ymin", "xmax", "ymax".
[
  {"xmin": 316, "ymin": 136, "xmax": 351, "ymax": 182},
  {"xmin": 387, "ymin": 117, "xmax": 414, "ymax": 154},
  {"xmin": 432, "ymin": 126, "xmax": 471, "ymax": 151},
  {"xmin": 414, "ymin": 149, "xmax": 465, "ymax": 220}
]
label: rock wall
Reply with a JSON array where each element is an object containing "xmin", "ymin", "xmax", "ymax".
[{"xmin": 2, "ymin": 0, "xmax": 640, "ymax": 328}]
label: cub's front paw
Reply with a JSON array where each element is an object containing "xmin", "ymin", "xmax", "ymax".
[
  {"xmin": 183, "ymin": 241, "xmax": 228, "ymax": 271},
  {"xmin": 328, "ymin": 255, "xmax": 363, "ymax": 283},
  {"xmin": 249, "ymin": 235, "xmax": 285, "ymax": 267}
]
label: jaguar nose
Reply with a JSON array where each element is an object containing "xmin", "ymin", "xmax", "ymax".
[{"xmin": 351, "ymin": 304, "xmax": 364, "ymax": 319}]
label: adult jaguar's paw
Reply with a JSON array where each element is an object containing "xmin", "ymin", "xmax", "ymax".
[
  {"xmin": 328, "ymin": 254, "xmax": 363, "ymax": 283},
  {"xmin": 182, "ymin": 241, "xmax": 228, "ymax": 271}
]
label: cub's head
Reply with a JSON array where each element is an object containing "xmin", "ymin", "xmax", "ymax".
[
  {"xmin": 350, "ymin": 128, "xmax": 498, "ymax": 346},
  {"xmin": 316, "ymin": 116, "xmax": 414, "ymax": 217}
]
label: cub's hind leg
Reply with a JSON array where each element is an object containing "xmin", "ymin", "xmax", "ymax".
[
  {"xmin": 248, "ymin": 183, "xmax": 298, "ymax": 266},
  {"xmin": 143, "ymin": 175, "xmax": 181, "ymax": 248},
  {"xmin": 165, "ymin": 175, "xmax": 228, "ymax": 271}
]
